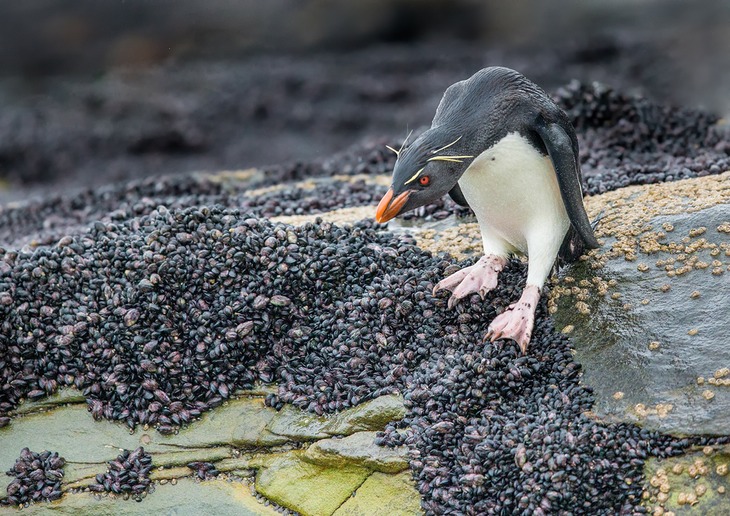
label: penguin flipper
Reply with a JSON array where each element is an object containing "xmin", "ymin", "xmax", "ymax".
[
  {"xmin": 533, "ymin": 118, "xmax": 600, "ymax": 250},
  {"xmin": 448, "ymin": 184, "xmax": 470, "ymax": 207}
]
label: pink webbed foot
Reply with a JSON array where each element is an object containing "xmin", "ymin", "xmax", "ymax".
[
  {"xmin": 432, "ymin": 255, "xmax": 507, "ymax": 309},
  {"xmin": 485, "ymin": 285, "xmax": 541, "ymax": 353}
]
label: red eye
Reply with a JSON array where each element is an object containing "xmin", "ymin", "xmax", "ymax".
[{"xmin": 419, "ymin": 175, "xmax": 431, "ymax": 186}]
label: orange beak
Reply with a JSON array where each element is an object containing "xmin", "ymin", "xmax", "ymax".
[{"xmin": 375, "ymin": 188, "xmax": 411, "ymax": 223}]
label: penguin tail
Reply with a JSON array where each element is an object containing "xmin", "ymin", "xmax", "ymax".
[
  {"xmin": 557, "ymin": 226, "xmax": 585, "ymax": 266},
  {"xmin": 556, "ymin": 211, "xmax": 604, "ymax": 267}
]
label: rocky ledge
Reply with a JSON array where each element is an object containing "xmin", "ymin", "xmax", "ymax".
[
  {"xmin": 0, "ymin": 83, "xmax": 729, "ymax": 514},
  {"xmin": 0, "ymin": 391, "xmax": 416, "ymax": 515}
]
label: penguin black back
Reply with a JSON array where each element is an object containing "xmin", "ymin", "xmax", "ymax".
[{"xmin": 430, "ymin": 67, "xmax": 598, "ymax": 261}]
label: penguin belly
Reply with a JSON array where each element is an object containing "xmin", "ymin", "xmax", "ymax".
[{"xmin": 457, "ymin": 132, "xmax": 570, "ymax": 258}]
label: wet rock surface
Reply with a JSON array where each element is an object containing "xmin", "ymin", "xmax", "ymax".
[
  {"xmin": 304, "ymin": 431, "xmax": 409, "ymax": 474},
  {"xmin": 554, "ymin": 175, "xmax": 730, "ymax": 435},
  {"xmin": 255, "ymin": 452, "xmax": 371, "ymax": 516},
  {"xmin": 19, "ymin": 477, "xmax": 282, "ymax": 515},
  {"xmin": 0, "ymin": 79, "xmax": 729, "ymax": 514},
  {"xmin": 334, "ymin": 471, "xmax": 422, "ymax": 516},
  {"xmin": 643, "ymin": 446, "xmax": 730, "ymax": 514},
  {"xmin": 0, "ymin": 393, "xmax": 415, "ymax": 513}
]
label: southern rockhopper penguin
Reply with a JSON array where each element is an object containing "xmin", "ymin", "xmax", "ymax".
[{"xmin": 375, "ymin": 66, "xmax": 600, "ymax": 353}]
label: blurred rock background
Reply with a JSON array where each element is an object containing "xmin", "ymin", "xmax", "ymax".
[{"xmin": 0, "ymin": 0, "xmax": 728, "ymax": 198}]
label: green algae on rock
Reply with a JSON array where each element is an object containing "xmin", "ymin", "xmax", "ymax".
[
  {"xmin": 0, "ymin": 399, "xmax": 248, "ymax": 472},
  {"xmin": 148, "ymin": 466, "xmax": 192, "ymax": 482},
  {"xmin": 2, "ymin": 391, "xmax": 405, "ymax": 474},
  {"xmin": 64, "ymin": 463, "xmax": 108, "ymax": 488},
  {"xmin": 264, "ymin": 404, "xmax": 331, "ymax": 441},
  {"xmin": 1, "ymin": 392, "xmax": 417, "ymax": 513},
  {"xmin": 643, "ymin": 446, "xmax": 730, "ymax": 515},
  {"xmin": 254, "ymin": 451, "xmax": 371, "ymax": 516},
  {"xmin": 150, "ymin": 448, "xmax": 234, "ymax": 468},
  {"xmin": 265, "ymin": 394, "xmax": 406, "ymax": 441},
  {"xmin": 334, "ymin": 471, "xmax": 423, "ymax": 516},
  {"xmin": 12, "ymin": 389, "xmax": 87, "ymax": 416},
  {"xmin": 17, "ymin": 477, "xmax": 280, "ymax": 516},
  {"xmin": 0, "ymin": 404, "xmax": 155, "ymax": 466},
  {"xmin": 553, "ymin": 173, "xmax": 730, "ymax": 435},
  {"xmin": 170, "ymin": 396, "xmax": 287, "ymax": 448},
  {"xmin": 304, "ymin": 431, "xmax": 409, "ymax": 473},
  {"xmin": 324, "ymin": 395, "xmax": 406, "ymax": 435},
  {"xmin": 0, "ymin": 472, "xmax": 11, "ymax": 506}
]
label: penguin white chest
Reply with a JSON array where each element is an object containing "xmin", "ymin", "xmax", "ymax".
[{"xmin": 457, "ymin": 132, "xmax": 570, "ymax": 256}]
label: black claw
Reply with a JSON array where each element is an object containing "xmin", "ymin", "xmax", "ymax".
[{"xmin": 447, "ymin": 296, "xmax": 459, "ymax": 310}]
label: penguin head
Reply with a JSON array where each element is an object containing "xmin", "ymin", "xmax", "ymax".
[{"xmin": 375, "ymin": 128, "xmax": 473, "ymax": 223}]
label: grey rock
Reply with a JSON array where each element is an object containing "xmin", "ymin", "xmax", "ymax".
[{"xmin": 555, "ymin": 196, "xmax": 730, "ymax": 435}]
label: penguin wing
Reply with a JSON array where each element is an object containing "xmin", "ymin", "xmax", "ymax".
[
  {"xmin": 533, "ymin": 118, "xmax": 600, "ymax": 249},
  {"xmin": 448, "ymin": 184, "xmax": 470, "ymax": 207}
]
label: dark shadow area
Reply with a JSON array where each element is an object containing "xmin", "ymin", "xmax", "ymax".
[{"xmin": 0, "ymin": 1, "xmax": 728, "ymax": 196}]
